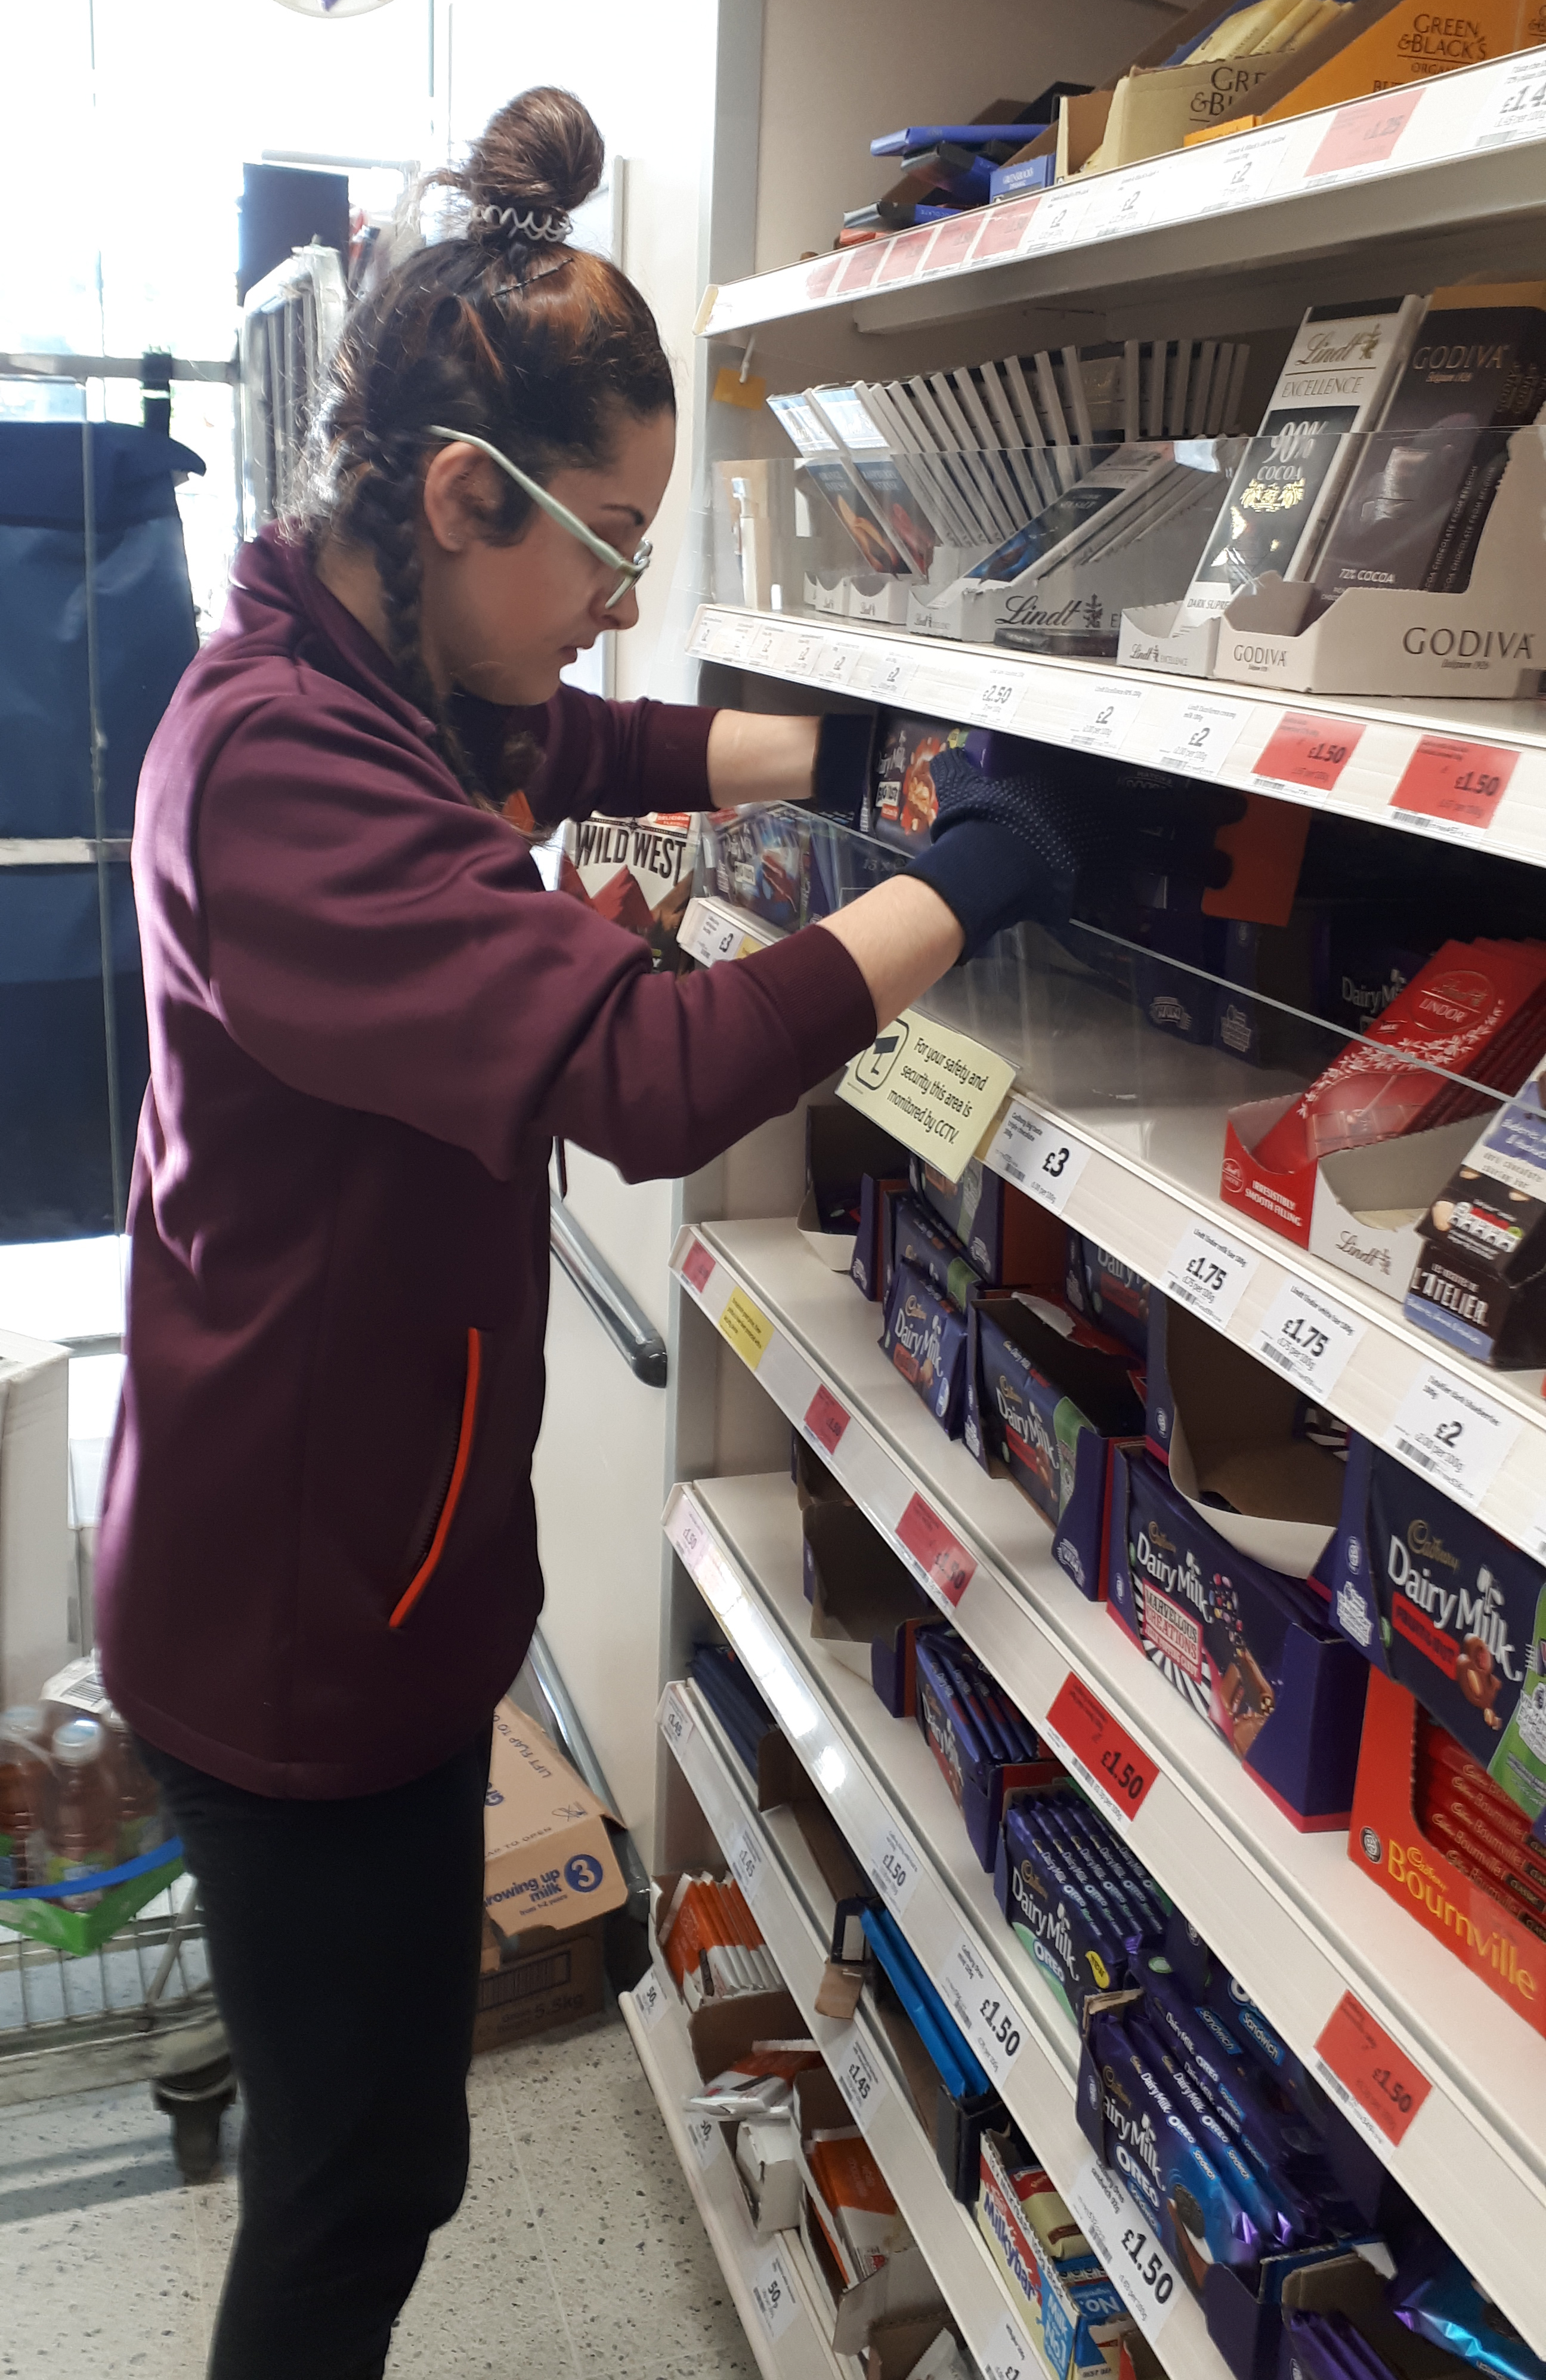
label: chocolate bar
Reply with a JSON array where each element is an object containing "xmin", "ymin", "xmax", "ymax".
[
  {"xmin": 1406, "ymin": 1063, "xmax": 1546, "ymax": 1369},
  {"xmin": 1086, "ymin": 2005, "xmax": 1263, "ymax": 2286},
  {"xmin": 880, "ymin": 1258, "xmax": 972, "ymax": 1436},
  {"xmin": 1065, "ymin": 1234, "xmax": 1152, "ymax": 1359},
  {"xmin": 892, "ymin": 1194, "xmax": 984, "ymax": 1308},
  {"xmin": 1126, "ymin": 2007, "xmax": 1298, "ymax": 2249}
]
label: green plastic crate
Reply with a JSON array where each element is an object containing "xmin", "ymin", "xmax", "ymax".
[{"xmin": 0, "ymin": 1852, "xmax": 185, "ymax": 1956}]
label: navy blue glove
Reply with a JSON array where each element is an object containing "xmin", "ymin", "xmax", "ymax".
[{"xmin": 907, "ymin": 742, "xmax": 1239, "ymax": 961}]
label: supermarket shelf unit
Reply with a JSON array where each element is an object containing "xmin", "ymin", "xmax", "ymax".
[
  {"xmin": 679, "ymin": 889, "xmax": 1546, "ymax": 1569},
  {"xmin": 656, "ymin": 1667, "xmax": 1064, "ymax": 2380},
  {"xmin": 621, "ymin": 1975, "xmax": 858, "ymax": 2380},
  {"xmin": 667, "ymin": 1225, "xmax": 1546, "ymax": 2360}
]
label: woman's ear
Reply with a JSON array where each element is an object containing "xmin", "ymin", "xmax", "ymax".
[{"xmin": 420, "ymin": 442, "xmax": 502, "ymax": 554}]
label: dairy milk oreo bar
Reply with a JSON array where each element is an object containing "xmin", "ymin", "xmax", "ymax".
[
  {"xmin": 1001, "ymin": 1798, "xmax": 1130, "ymax": 2015},
  {"xmin": 1127, "ymin": 2009, "xmax": 1297, "ymax": 2249},
  {"xmin": 880, "ymin": 1258, "xmax": 972, "ymax": 1436},
  {"xmin": 1086, "ymin": 2006, "xmax": 1262, "ymax": 2288},
  {"xmin": 1329, "ymin": 1439, "xmax": 1546, "ymax": 1823}
]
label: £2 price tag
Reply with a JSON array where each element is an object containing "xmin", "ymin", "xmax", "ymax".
[
  {"xmin": 1250, "ymin": 1278, "xmax": 1366, "ymax": 1400},
  {"xmin": 1152, "ymin": 694, "xmax": 1247, "ymax": 782},
  {"xmin": 1384, "ymin": 1368, "xmax": 1522, "ymax": 1511},
  {"xmin": 1390, "ymin": 736, "xmax": 1517, "ymax": 838},
  {"xmin": 1162, "ymin": 1220, "xmax": 1259, "ymax": 1328},
  {"xmin": 985, "ymin": 1100, "xmax": 1092, "ymax": 1218},
  {"xmin": 1040, "ymin": 1672, "xmax": 1158, "ymax": 1827},
  {"xmin": 1315, "ymin": 1991, "xmax": 1432, "ymax": 2150},
  {"xmin": 1067, "ymin": 679, "xmax": 1145, "ymax": 756}
]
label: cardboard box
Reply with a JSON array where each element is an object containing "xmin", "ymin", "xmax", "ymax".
[
  {"xmin": 1405, "ymin": 1066, "xmax": 1546, "ymax": 1366},
  {"xmin": 1213, "ymin": 427, "xmax": 1546, "ymax": 698},
  {"xmin": 793, "ymin": 2066, "xmax": 944, "ymax": 2352},
  {"xmin": 977, "ymin": 2128, "xmax": 1133, "ymax": 2380},
  {"xmin": 1202, "ymin": 0, "xmax": 1542, "ymax": 141},
  {"xmin": 914, "ymin": 1626, "xmax": 1062, "ymax": 1867},
  {"xmin": 1118, "ymin": 598, "xmax": 1223, "ymax": 678},
  {"xmin": 473, "ymin": 1911, "xmax": 605, "ymax": 2054},
  {"xmin": 1349, "ymin": 1668, "xmax": 1546, "ymax": 2041},
  {"xmin": 911, "ymin": 1154, "xmax": 1067, "ymax": 1289},
  {"xmin": 800, "ymin": 1498, "xmax": 935, "ymax": 1716},
  {"xmin": 1050, "ymin": 0, "xmax": 1301, "ymax": 182},
  {"xmin": 800, "ymin": 1105, "xmax": 911, "ymax": 1273},
  {"xmin": 736, "ymin": 2114, "xmax": 803, "ymax": 2237},
  {"xmin": 1222, "ymin": 1089, "xmax": 1479, "ymax": 1264},
  {"xmin": 865, "ymin": 2317, "xmax": 968, "ymax": 2380},
  {"xmin": 483, "ymin": 1702, "xmax": 629, "ymax": 1938}
]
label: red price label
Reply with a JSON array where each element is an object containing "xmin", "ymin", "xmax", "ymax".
[
  {"xmin": 681, "ymin": 1238, "xmax": 716, "ymax": 1295},
  {"xmin": 804, "ymin": 1384, "xmax": 850, "ymax": 1456},
  {"xmin": 971, "ymin": 195, "xmax": 1041, "ymax": 260},
  {"xmin": 804, "ymin": 254, "xmax": 843, "ymax": 303},
  {"xmin": 877, "ymin": 224, "xmax": 938, "ymax": 284},
  {"xmin": 1392, "ymin": 736, "xmax": 1518, "ymax": 832},
  {"xmin": 895, "ymin": 1495, "xmax": 976, "ymax": 1606},
  {"xmin": 1043, "ymin": 1672, "xmax": 1159, "ymax": 1822},
  {"xmin": 1254, "ymin": 709, "xmax": 1365, "ymax": 795},
  {"xmin": 1306, "ymin": 88, "xmax": 1421, "ymax": 177},
  {"xmin": 1315, "ymin": 1991, "xmax": 1432, "ymax": 2147},
  {"xmin": 923, "ymin": 213, "xmax": 981, "ymax": 274},
  {"xmin": 836, "ymin": 241, "xmax": 885, "ymax": 295}
]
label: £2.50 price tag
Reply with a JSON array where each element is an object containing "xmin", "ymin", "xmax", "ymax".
[
  {"xmin": 966, "ymin": 669, "xmax": 1022, "ymax": 729},
  {"xmin": 1066, "ymin": 678, "xmax": 1145, "ymax": 756},
  {"xmin": 982, "ymin": 2313, "xmax": 1038, "ymax": 2380},
  {"xmin": 1391, "ymin": 736, "xmax": 1519, "ymax": 838},
  {"xmin": 1040, "ymin": 1672, "xmax": 1159, "ymax": 1828},
  {"xmin": 1152, "ymin": 694, "xmax": 1247, "ymax": 782},
  {"xmin": 833, "ymin": 2027, "xmax": 888, "ymax": 2131},
  {"xmin": 1162, "ymin": 1220, "xmax": 1259, "ymax": 1328},
  {"xmin": 1315, "ymin": 1991, "xmax": 1432, "ymax": 2150},
  {"xmin": 1065, "ymin": 2157, "xmax": 1179, "ymax": 2345},
  {"xmin": 1250, "ymin": 1277, "xmax": 1366, "ymax": 1400},
  {"xmin": 985, "ymin": 1099, "xmax": 1093, "ymax": 1218},
  {"xmin": 1251, "ymin": 709, "xmax": 1365, "ymax": 799},
  {"xmin": 1384, "ymin": 1368, "xmax": 1523, "ymax": 1511},
  {"xmin": 870, "ymin": 1821, "xmax": 922, "ymax": 1915},
  {"xmin": 944, "ymin": 1932, "xmax": 1024, "ymax": 2083}
]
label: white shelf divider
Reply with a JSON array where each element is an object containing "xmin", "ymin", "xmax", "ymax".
[{"xmin": 667, "ymin": 1248, "xmax": 1546, "ymax": 2359}]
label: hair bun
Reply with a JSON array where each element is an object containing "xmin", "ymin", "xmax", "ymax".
[{"xmin": 461, "ymin": 87, "xmax": 604, "ymax": 247}]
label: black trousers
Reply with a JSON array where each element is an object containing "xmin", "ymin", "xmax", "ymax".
[{"xmin": 137, "ymin": 1724, "xmax": 493, "ymax": 2380}]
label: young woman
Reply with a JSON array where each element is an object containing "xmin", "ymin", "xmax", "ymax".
[{"xmin": 97, "ymin": 86, "xmax": 1077, "ymax": 2380}]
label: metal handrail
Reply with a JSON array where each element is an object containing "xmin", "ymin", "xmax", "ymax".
[{"xmin": 549, "ymin": 1189, "xmax": 667, "ymax": 1388}]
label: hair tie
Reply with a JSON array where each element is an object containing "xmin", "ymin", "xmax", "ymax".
[{"xmin": 475, "ymin": 202, "xmax": 571, "ymax": 246}]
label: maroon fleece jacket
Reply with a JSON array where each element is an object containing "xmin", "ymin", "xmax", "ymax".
[{"xmin": 96, "ymin": 529, "xmax": 875, "ymax": 1796}]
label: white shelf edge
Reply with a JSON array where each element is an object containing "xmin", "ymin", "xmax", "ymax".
[
  {"xmin": 668, "ymin": 1243, "xmax": 1546, "ymax": 2358},
  {"xmin": 688, "ymin": 607, "xmax": 1546, "ymax": 876},
  {"xmin": 679, "ymin": 887, "xmax": 1546, "ymax": 1568}
]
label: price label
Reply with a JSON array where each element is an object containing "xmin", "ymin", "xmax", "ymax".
[
  {"xmin": 660, "ymin": 1686, "xmax": 696, "ymax": 1757},
  {"xmin": 1066, "ymin": 678, "xmax": 1145, "ymax": 755},
  {"xmin": 817, "ymin": 644, "xmax": 853, "ymax": 686},
  {"xmin": 1526, "ymin": 1499, "xmax": 1546, "ymax": 1567},
  {"xmin": 870, "ymin": 1821, "xmax": 922, "ymax": 1915},
  {"xmin": 729, "ymin": 1822, "xmax": 766, "ymax": 1906},
  {"xmin": 1250, "ymin": 1278, "xmax": 1366, "ymax": 1400},
  {"xmin": 633, "ymin": 1970, "xmax": 667, "ymax": 2030},
  {"xmin": 1475, "ymin": 51, "xmax": 1546, "ymax": 149},
  {"xmin": 666, "ymin": 1493, "xmax": 710, "ymax": 1576},
  {"xmin": 747, "ymin": 624, "xmax": 778, "ymax": 668},
  {"xmin": 985, "ymin": 1101, "xmax": 1093, "ymax": 1218},
  {"xmin": 895, "ymin": 1493, "xmax": 977, "ymax": 1607},
  {"xmin": 1041, "ymin": 1672, "xmax": 1159, "ymax": 1828},
  {"xmin": 920, "ymin": 212, "xmax": 983, "ymax": 277},
  {"xmin": 944, "ymin": 1932, "xmax": 1024, "ymax": 2083},
  {"xmin": 1251, "ymin": 709, "xmax": 1365, "ymax": 798},
  {"xmin": 805, "ymin": 1382, "xmax": 850, "ymax": 1456},
  {"xmin": 1202, "ymin": 126, "xmax": 1291, "ymax": 213},
  {"xmin": 1066, "ymin": 2157, "xmax": 1179, "ymax": 2344},
  {"xmin": 686, "ymin": 2111, "xmax": 722, "ymax": 2169},
  {"xmin": 1390, "ymin": 736, "xmax": 1517, "ymax": 837},
  {"xmin": 1305, "ymin": 88, "xmax": 1423, "ymax": 180},
  {"xmin": 1022, "ymin": 183, "xmax": 1089, "ymax": 251},
  {"xmin": 1315, "ymin": 1991, "xmax": 1432, "ymax": 2149},
  {"xmin": 967, "ymin": 669, "xmax": 1022, "ymax": 728},
  {"xmin": 1162, "ymin": 1220, "xmax": 1259, "ymax": 1328},
  {"xmin": 698, "ymin": 910, "xmax": 749, "ymax": 967},
  {"xmin": 868, "ymin": 649, "xmax": 916, "ymax": 704},
  {"xmin": 788, "ymin": 631, "xmax": 821, "ymax": 678},
  {"xmin": 1081, "ymin": 167, "xmax": 1160, "ymax": 240},
  {"xmin": 1152, "ymin": 694, "xmax": 1248, "ymax": 782},
  {"xmin": 1384, "ymin": 1367, "xmax": 1523, "ymax": 1511},
  {"xmin": 680, "ymin": 1236, "xmax": 716, "ymax": 1295},
  {"xmin": 718, "ymin": 1285, "xmax": 775, "ymax": 1372},
  {"xmin": 753, "ymin": 2248, "xmax": 799, "ymax": 2342},
  {"xmin": 833, "ymin": 2027, "xmax": 888, "ymax": 2129},
  {"xmin": 983, "ymin": 2313, "xmax": 1038, "ymax": 2380},
  {"xmin": 969, "ymin": 193, "xmax": 1043, "ymax": 262},
  {"xmin": 690, "ymin": 615, "xmax": 716, "ymax": 659}
]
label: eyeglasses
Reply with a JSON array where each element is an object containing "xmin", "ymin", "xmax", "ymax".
[{"xmin": 427, "ymin": 426, "xmax": 652, "ymax": 610}]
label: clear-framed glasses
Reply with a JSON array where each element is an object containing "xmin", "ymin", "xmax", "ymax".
[{"xmin": 427, "ymin": 425, "xmax": 651, "ymax": 610}]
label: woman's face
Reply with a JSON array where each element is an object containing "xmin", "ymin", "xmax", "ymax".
[{"xmin": 419, "ymin": 407, "xmax": 676, "ymax": 706}]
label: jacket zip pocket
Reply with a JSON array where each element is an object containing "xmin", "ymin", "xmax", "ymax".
[{"xmin": 389, "ymin": 1328, "xmax": 483, "ymax": 1629}]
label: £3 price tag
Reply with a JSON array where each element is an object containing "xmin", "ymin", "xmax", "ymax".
[
  {"xmin": 1162, "ymin": 1220, "xmax": 1259, "ymax": 1328},
  {"xmin": 1384, "ymin": 1367, "xmax": 1522, "ymax": 1511},
  {"xmin": 1040, "ymin": 1672, "xmax": 1158, "ymax": 1827},
  {"xmin": 833, "ymin": 2027, "xmax": 888, "ymax": 2130},
  {"xmin": 1250, "ymin": 1277, "xmax": 1366, "ymax": 1400},
  {"xmin": 1390, "ymin": 736, "xmax": 1518, "ymax": 838},
  {"xmin": 944, "ymin": 1932, "xmax": 1024, "ymax": 2083},
  {"xmin": 985, "ymin": 1100, "xmax": 1093, "ymax": 1218},
  {"xmin": 1315, "ymin": 1991, "xmax": 1432, "ymax": 2150}
]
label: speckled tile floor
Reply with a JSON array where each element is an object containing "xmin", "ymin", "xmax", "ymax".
[{"xmin": 0, "ymin": 2008, "xmax": 756, "ymax": 2379}]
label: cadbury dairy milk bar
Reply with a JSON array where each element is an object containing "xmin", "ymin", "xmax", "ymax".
[
  {"xmin": 1126, "ymin": 2008, "xmax": 1300, "ymax": 2249},
  {"xmin": 1087, "ymin": 2004, "xmax": 1263, "ymax": 2285},
  {"xmin": 880, "ymin": 1258, "xmax": 972, "ymax": 1436}
]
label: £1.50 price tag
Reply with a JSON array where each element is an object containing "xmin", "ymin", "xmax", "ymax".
[
  {"xmin": 895, "ymin": 1493, "xmax": 976, "ymax": 1607},
  {"xmin": 982, "ymin": 2313, "xmax": 1038, "ymax": 2380},
  {"xmin": 1390, "ymin": 736, "xmax": 1518, "ymax": 838},
  {"xmin": 1162, "ymin": 1220, "xmax": 1259, "ymax": 1328},
  {"xmin": 833, "ymin": 2027, "xmax": 888, "ymax": 2131},
  {"xmin": 1040, "ymin": 1672, "xmax": 1159, "ymax": 1828},
  {"xmin": 1065, "ymin": 2157, "xmax": 1179, "ymax": 2345},
  {"xmin": 804, "ymin": 1382, "xmax": 849, "ymax": 1457},
  {"xmin": 1251, "ymin": 709, "xmax": 1365, "ymax": 799},
  {"xmin": 1250, "ymin": 1277, "xmax": 1366, "ymax": 1400},
  {"xmin": 944, "ymin": 1932, "xmax": 1024, "ymax": 2084},
  {"xmin": 1151, "ymin": 694, "xmax": 1247, "ymax": 782},
  {"xmin": 984, "ymin": 1099, "xmax": 1093, "ymax": 1218},
  {"xmin": 752, "ymin": 2248, "xmax": 799, "ymax": 2342},
  {"xmin": 1315, "ymin": 1991, "xmax": 1432, "ymax": 2150},
  {"xmin": 870, "ymin": 1821, "xmax": 922, "ymax": 1915},
  {"xmin": 1384, "ymin": 1367, "xmax": 1523, "ymax": 1511}
]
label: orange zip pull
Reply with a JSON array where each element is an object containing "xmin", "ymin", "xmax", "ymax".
[{"xmin": 389, "ymin": 1327, "xmax": 483, "ymax": 1629}]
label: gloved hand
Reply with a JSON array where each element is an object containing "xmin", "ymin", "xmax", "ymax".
[{"xmin": 906, "ymin": 739, "xmax": 1242, "ymax": 962}]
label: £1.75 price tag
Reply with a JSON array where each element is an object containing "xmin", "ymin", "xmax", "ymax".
[
  {"xmin": 1384, "ymin": 1367, "xmax": 1523, "ymax": 1511},
  {"xmin": 944, "ymin": 1932, "xmax": 1024, "ymax": 2083},
  {"xmin": 1390, "ymin": 736, "xmax": 1518, "ymax": 838},
  {"xmin": 870, "ymin": 1821, "xmax": 922, "ymax": 1915},
  {"xmin": 1040, "ymin": 1672, "xmax": 1159, "ymax": 1828},
  {"xmin": 985, "ymin": 1099, "xmax": 1093, "ymax": 1218},
  {"xmin": 1315, "ymin": 1991, "xmax": 1432, "ymax": 2150},
  {"xmin": 1065, "ymin": 2157, "xmax": 1179, "ymax": 2345},
  {"xmin": 982, "ymin": 2313, "xmax": 1038, "ymax": 2380},
  {"xmin": 1251, "ymin": 709, "xmax": 1365, "ymax": 799},
  {"xmin": 833, "ymin": 2027, "xmax": 888, "ymax": 2131},
  {"xmin": 1162, "ymin": 1220, "xmax": 1259, "ymax": 1328},
  {"xmin": 1250, "ymin": 1277, "xmax": 1366, "ymax": 1400},
  {"xmin": 1066, "ymin": 678, "xmax": 1145, "ymax": 756},
  {"xmin": 1151, "ymin": 694, "xmax": 1247, "ymax": 782}
]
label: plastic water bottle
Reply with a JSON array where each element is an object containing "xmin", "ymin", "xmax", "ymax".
[
  {"xmin": 0, "ymin": 1706, "xmax": 48, "ymax": 1890},
  {"xmin": 106, "ymin": 1718, "xmax": 167, "ymax": 1862},
  {"xmin": 44, "ymin": 1717, "xmax": 119, "ymax": 1909}
]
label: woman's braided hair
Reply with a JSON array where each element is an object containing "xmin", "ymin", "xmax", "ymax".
[{"xmin": 296, "ymin": 87, "xmax": 675, "ymax": 808}]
